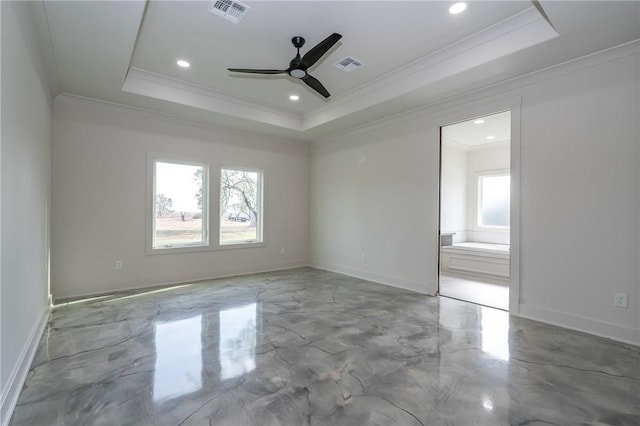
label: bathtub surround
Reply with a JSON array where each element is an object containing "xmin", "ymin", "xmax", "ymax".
[
  {"xmin": 440, "ymin": 242, "xmax": 510, "ymax": 285},
  {"xmin": 9, "ymin": 268, "xmax": 640, "ymax": 425}
]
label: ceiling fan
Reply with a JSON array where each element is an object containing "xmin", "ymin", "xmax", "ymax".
[{"xmin": 227, "ymin": 33, "xmax": 342, "ymax": 98}]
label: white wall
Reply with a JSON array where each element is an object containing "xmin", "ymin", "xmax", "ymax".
[
  {"xmin": 52, "ymin": 96, "xmax": 309, "ymax": 299},
  {"xmin": 310, "ymin": 44, "xmax": 639, "ymax": 344},
  {"xmin": 1, "ymin": 2, "xmax": 52, "ymax": 424},
  {"xmin": 440, "ymin": 140, "xmax": 467, "ymax": 242},
  {"xmin": 311, "ymin": 117, "xmax": 435, "ymax": 294}
]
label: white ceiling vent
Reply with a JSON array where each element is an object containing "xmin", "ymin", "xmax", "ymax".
[
  {"xmin": 335, "ymin": 56, "xmax": 363, "ymax": 72},
  {"xmin": 209, "ymin": 0, "xmax": 250, "ymax": 24}
]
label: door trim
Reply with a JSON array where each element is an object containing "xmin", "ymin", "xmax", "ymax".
[{"xmin": 431, "ymin": 96, "xmax": 521, "ymax": 314}]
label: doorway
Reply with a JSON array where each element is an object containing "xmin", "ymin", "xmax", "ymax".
[{"xmin": 438, "ymin": 111, "xmax": 511, "ymax": 310}]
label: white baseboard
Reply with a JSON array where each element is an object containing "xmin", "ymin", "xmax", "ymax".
[
  {"xmin": 53, "ymin": 260, "xmax": 310, "ymax": 302},
  {"xmin": 311, "ymin": 260, "xmax": 435, "ymax": 295},
  {"xmin": 517, "ymin": 303, "xmax": 640, "ymax": 346},
  {"xmin": 312, "ymin": 263, "xmax": 638, "ymax": 346},
  {"xmin": 1, "ymin": 306, "xmax": 50, "ymax": 426}
]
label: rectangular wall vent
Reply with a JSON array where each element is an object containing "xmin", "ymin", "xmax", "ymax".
[
  {"xmin": 335, "ymin": 56, "xmax": 363, "ymax": 72},
  {"xmin": 209, "ymin": 0, "xmax": 250, "ymax": 24}
]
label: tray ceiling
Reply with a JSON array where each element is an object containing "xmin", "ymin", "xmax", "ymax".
[{"xmin": 34, "ymin": 1, "xmax": 640, "ymax": 140}]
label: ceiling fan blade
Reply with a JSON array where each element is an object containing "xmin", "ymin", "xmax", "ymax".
[
  {"xmin": 300, "ymin": 33, "xmax": 342, "ymax": 69},
  {"xmin": 302, "ymin": 75, "xmax": 330, "ymax": 98},
  {"xmin": 228, "ymin": 68, "xmax": 287, "ymax": 74}
]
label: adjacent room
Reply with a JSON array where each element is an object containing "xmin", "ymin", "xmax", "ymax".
[
  {"xmin": 2, "ymin": 1, "xmax": 639, "ymax": 425},
  {"xmin": 439, "ymin": 111, "xmax": 512, "ymax": 311}
]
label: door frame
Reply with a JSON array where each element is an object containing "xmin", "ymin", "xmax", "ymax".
[{"xmin": 431, "ymin": 96, "xmax": 521, "ymax": 314}]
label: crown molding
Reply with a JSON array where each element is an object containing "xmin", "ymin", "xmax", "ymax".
[
  {"xmin": 120, "ymin": 7, "xmax": 556, "ymax": 134},
  {"xmin": 302, "ymin": 6, "xmax": 557, "ymax": 130},
  {"xmin": 54, "ymin": 92, "xmax": 306, "ymax": 146},
  {"xmin": 122, "ymin": 67, "xmax": 304, "ymax": 131},
  {"xmin": 315, "ymin": 39, "xmax": 638, "ymax": 143}
]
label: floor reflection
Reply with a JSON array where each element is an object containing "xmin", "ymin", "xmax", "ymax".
[
  {"xmin": 220, "ymin": 303, "xmax": 257, "ymax": 380},
  {"xmin": 482, "ymin": 394, "xmax": 494, "ymax": 412},
  {"xmin": 153, "ymin": 315, "xmax": 203, "ymax": 401},
  {"xmin": 12, "ymin": 269, "xmax": 638, "ymax": 426},
  {"xmin": 480, "ymin": 307, "xmax": 509, "ymax": 361}
]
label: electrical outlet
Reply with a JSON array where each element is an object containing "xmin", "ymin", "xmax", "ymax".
[
  {"xmin": 115, "ymin": 260, "xmax": 123, "ymax": 270},
  {"xmin": 614, "ymin": 293, "xmax": 628, "ymax": 308}
]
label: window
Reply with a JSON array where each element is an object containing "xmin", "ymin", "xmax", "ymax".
[
  {"xmin": 153, "ymin": 160, "xmax": 208, "ymax": 249},
  {"xmin": 148, "ymin": 156, "xmax": 264, "ymax": 253},
  {"xmin": 220, "ymin": 168, "xmax": 262, "ymax": 245},
  {"xmin": 477, "ymin": 172, "xmax": 510, "ymax": 228}
]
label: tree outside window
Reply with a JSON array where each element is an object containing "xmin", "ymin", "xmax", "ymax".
[
  {"xmin": 153, "ymin": 160, "xmax": 207, "ymax": 249},
  {"xmin": 220, "ymin": 168, "xmax": 262, "ymax": 244}
]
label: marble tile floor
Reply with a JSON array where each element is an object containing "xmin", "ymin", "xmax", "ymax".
[
  {"xmin": 9, "ymin": 267, "xmax": 640, "ymax": 425},
  {"xmin": 439, "ymin": 273, "xmax": 509, "ymax": 311}
]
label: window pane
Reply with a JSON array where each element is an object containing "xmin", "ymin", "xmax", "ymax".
[
  {"xmin": 220, "ymin": 169, "xmax": 262, "ymax": 244},
  {"xmin": 154, "ymin": 161, "xmax": 206, "ymax": 248},
  {"xmin": 479, "ymin": 175, "xmax": 510, "ymax": 227}
]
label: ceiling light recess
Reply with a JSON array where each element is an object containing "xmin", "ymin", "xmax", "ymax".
[
  {"xmin": 474, "ymin": 119, "xmax": 485, "ymax": 124},
  {"xmin": 335, "ymin": 56, "xmax": 363, "ymax": 72},
  {"xmin": 289, "ymin": 95, "xmax": 299, "ymax": 101},
  {"xmin": 176, "ymin": 60, "xmax": 190, "ymax": 68},
  {"xmin": 486, "ymin": 135, "xmax": 496, "ymax": 140},
  {"xmin": 449, "ymin": 3, "xmax": 467, "ymax": 15},
  {"xmin": 209, "ymin": 0, "xmax": 249, "ymax": 24}
]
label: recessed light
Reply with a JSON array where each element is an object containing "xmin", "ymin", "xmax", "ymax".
[
  {"xmin": 449, "ymin": 2, "xmax": 467, "ymax": 15},
  {"xmin": 474, "ymin": 119, "xmax": 485, "ymax": 124},
  {"xmin": 176, "ymin": 60, "xmax": 190, "ymax": 68},
  {"xmin": 486, "ymin": 135, "xmax": 496, "ymax": 140},
  {"xmin": 289, "ymin": 95, "xmax": 300, "ymax": 101}
]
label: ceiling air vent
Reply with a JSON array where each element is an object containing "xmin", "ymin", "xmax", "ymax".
[
  {"xmin": 209, "ymin": 0, "xmax": 250, "ymax": 24},
  {"xmin": 335, "ymin": 56, "xmax": 363, "ymax": 72}
]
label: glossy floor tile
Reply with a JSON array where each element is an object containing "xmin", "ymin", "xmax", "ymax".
[
  {"xmin": 10, "ymin": 268, "xmax": 640, "ymax": 425},
  {"xmin": 439, "ymin": 273, "xmax": 509, "ymax": 311}
]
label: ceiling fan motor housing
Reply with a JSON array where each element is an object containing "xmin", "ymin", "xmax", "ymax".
[
  {"xmin": 292, "ymin": 36, "xmax": 305, "ymax": 49},
  {"xmin": 289, "ymin": 37, "xmax": 307, "ymax": 78}
]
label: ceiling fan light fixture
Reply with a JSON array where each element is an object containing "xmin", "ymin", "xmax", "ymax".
[
  {"xmin": 289, "ymin": 69, "xmax": 306, "ymax": 79},
  {"xmin": 449, "ymin": 2, "xmax": 467, "ymax": 15}
]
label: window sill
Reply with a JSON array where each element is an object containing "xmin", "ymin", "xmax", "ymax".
[{"xmin": 147, "ymin": 242, "xmax": 266, "ymax": 256}]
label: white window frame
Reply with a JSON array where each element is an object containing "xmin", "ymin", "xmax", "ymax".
[
  {"xmin": 146, "ymin": 154, "xmax": 266, "ymax": 255},
  {"xmin": 219, "ymin": 166, "xmax": 264, "ymax": 247},
  {"xmin": 147, "ymin": 154, "xmax": 210, "ymax": 254},
  {"xmin": 474, "ymin": 169, "xmax": 510, "ymax": 230}
]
